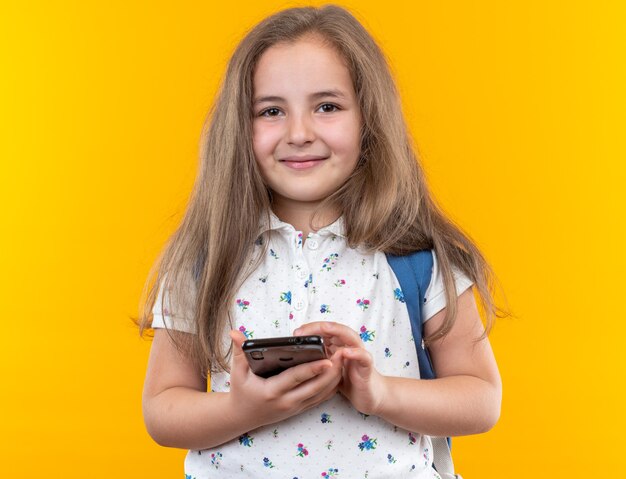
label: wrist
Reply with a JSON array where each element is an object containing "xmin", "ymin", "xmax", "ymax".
[
  {"xmin": 223, "ymin": 390, "xmax": 262, "ymax": 432},
  {"xmin": 367, "ymin": 371, "xmax": 389, "ymax": 417}
]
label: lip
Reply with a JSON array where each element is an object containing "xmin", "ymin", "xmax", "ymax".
[{"xmin": 279, "ymin": 155, "xmax": 328, "ymax": 170}]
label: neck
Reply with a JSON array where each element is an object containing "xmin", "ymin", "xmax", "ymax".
[{"xmin": 271, "ymin": 200, "xmax": 339, "ymax": 238}]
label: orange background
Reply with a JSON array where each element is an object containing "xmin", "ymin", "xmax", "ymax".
[{"xmin": 1, "ymin": 0, "xmax": 625, "ymax": 477}]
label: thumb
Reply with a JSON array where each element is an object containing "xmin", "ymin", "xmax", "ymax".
[
  {"xmin": 230, "ymin": 329, "xmax": 247, "ymax": 354},
  {"xmin": 229, "ymin": 330, "xmax": 249, "ymax": 375}
]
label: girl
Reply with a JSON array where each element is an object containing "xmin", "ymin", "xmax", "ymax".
[{"xmin": 139, "ymin": 5, "xmax": 502, "ymax": 478}]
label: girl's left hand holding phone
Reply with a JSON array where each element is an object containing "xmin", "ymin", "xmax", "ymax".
[
  {"xmin": 293, "ymin": 322, "xmax": 388, "ymax": 416},
  {"xmin": 228, "ymin": 329, "xmax": 344, "ymax": 428}
]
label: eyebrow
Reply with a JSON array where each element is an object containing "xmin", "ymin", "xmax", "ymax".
[{"xmin": 253, "ymin": 89, "xmax": 347, "ymax": 105}]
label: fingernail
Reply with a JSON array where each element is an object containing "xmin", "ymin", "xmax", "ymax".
[{"xmin": 293, "ymin": 328, "xmax": 301, "ymax": 335}]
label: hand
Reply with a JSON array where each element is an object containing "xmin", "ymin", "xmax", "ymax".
[
  {"xmin": 293, "ymin": 322, "xmax": 388, "ymax": 416},
  {"xmin": 227, "ymin": 330, "xmax": 343, "ymax": 428}
]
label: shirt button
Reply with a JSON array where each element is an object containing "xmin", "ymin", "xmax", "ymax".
[
  {"xmin": 307, "ymin": 239, "xmax": 319, "ymax": 250},
  {"xmin": 294, "ymin": 300, "xmax": 306, "ymax": 311},
  {"xmin": 297, "ymin": 270, "xmax": 308, "ymax": 280}
]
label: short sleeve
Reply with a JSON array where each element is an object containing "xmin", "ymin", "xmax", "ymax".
[
  {"xmin": 421, "ymin": 250, "xmax": 474, "ymax": 323},
  {"xmin": 151, "ymin": 280, "xmax": 196, "ymax": 334}
]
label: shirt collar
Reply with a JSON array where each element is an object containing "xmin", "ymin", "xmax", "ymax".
[{"xmin": 257, "ymin": 210, "xmax": 346, "ymax": 239}]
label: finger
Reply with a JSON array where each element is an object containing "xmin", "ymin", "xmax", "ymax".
[
  {"xmin": 269, "ymin": 358, "xmax": 332, "ymax": 393},
  {"xmin": 329, "ymin": 347, "xmax": 344, "ymax": 366},
  {"xmin": 319, "ymin": 351, "xmax": 344, "ymax": 392},
  {"xmin": 229, "ymin": 329, "xmax": 248, "ymax": 359},
  {"xmin": 327, "ymin": 336, "xmax": 351, "ymax": 348},
  {"xmin": 296, "ymin": 321, "xmax": 362, "ymax": 348},
  {"xmin": 288, "ymin": 373, "xmax": 341, "ymax": 412},
  {"xmin": 298, "ymin": 355, "xmax": 345, "ymax": 409},
  {"xmin": 343, "ymin": 347, "xmax": 374, "ymax": 380},
  {"xmin": 288, "ymin": 350, "xmax": 343, "ymax": 402},
  {"xmin": 322, "ymin": 322, "xmax": 362, "ymax": 347},
  {"xmin": 327, "ymin": 344, "xmax": 339, "ymax": 355},
  {"xmin": 229, "ymin": 330, "xmax": 250, "ymax": 376},
  {"xmin": 293, "ymin": 321, "xmax": 327, "ymax": 337},
  {"xmin": 300, "ymin": 378, "xmax": 341, "ymax": 411}
]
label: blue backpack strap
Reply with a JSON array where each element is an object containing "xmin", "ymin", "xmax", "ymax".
[
  {"xmin": 387, "ymin": 250, "xmax": 454, "ymax": 453},
  {"xmin": 386, "ymin": 250, "xmax": 435, "ymax": 380}
]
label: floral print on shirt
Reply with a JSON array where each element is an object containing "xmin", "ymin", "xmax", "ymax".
[
  {"xmin": 321, "ymin": 253, "xmax": 339, "ymax": 271},
  {"xmin": 359, "ymin": 325, "xmax": 375, "ymax": 342},
  {"xmin": 236, "ymin": 299, "xmax": 250, "ymax": 311},
  {"xmin": 296, "ymin": 443, "xmax": 309, "ymax": 457},
  {"xmin": 394, "ymin": 288, "xmax": 405, "ymax": 303},
  {"xmin": 356, "ymin": 298, "xmax": 371, "ymax": 310},
  {"xmin": 280, "ymin": 291, "xmax": 292, "ymax": 304},
  {"xmin": 154, "ymin": 213, "xmax": 470, "ymax": 478},
  {"xmin": 210, "ymin": 452, "xmax": 223, "ymax": 469},
  {"xmin": 358, "ymin": 435, "xmax": 378, "ymax": 451},
  {"xmin": 239, "ymin": 433, "xmax": 254, "ymax": 447}
]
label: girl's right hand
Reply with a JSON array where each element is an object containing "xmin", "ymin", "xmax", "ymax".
[{"xmin": 227, "ymin": 330, "xmax": 343, "ymax": 428}]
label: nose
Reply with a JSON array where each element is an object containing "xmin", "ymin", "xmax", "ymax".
[{"xmin": 286, "ymin": 111, "xmax": 315, "ymax": 146}]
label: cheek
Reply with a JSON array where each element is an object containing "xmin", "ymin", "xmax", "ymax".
[
  {"xmin": 252, "ymin": 124, "xmax": 280, "ymax": 163},
  {"xmin": 327, "ymin": 122, "xmax": 361, "ymax": 161}
]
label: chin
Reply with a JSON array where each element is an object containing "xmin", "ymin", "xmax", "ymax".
[{"xmin": 274, "ymin": 187, "xmax": 331, "ymax": 203}]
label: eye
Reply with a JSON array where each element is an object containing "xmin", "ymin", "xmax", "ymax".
[
  {"xmin": 317, "ymin": 103, "xmax": 340, "ymax": 113},
  {"xmin": 259, "ymin": 107, "xmax": 282, "ymax": 117}
]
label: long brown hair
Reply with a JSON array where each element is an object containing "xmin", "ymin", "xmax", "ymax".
[{"xmin": 137, "ymin": 4, "xmax": 506, "ymax": 376}]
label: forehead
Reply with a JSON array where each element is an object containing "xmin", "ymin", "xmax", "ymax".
[{"xmin": 253, "ymin": 38, "xmax": 355, "ymax": 99}]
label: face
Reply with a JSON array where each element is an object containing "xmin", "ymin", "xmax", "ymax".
[{"xmin": 252, "ymin": 36, "xmax": 362, "ymax": 218}]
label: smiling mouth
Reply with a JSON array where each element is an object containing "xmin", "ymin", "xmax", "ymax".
[{"xmin": 280, "ymin": 157, "xmax": 328, "ymax": 170}]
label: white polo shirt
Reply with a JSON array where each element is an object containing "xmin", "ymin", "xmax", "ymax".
[{"xmin": 152, "ymin": 212, "xmax": 472, "ymax": 478}]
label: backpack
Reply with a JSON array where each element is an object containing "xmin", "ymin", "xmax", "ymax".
[{"xmin": 387, "ymin": 250, "xmax": 462, "ymax": 479}]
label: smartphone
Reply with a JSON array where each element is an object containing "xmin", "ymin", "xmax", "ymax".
[{"xmin": 242, "ymin": 335, "xmax": 327, "ymax": 378}]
